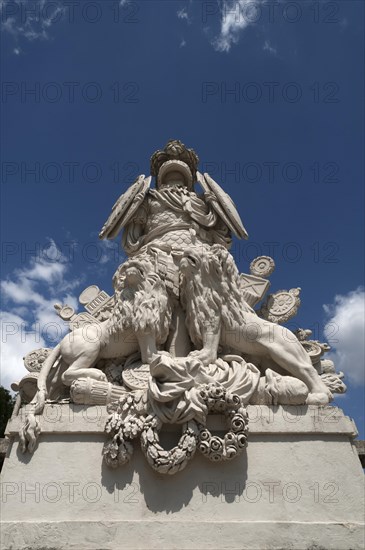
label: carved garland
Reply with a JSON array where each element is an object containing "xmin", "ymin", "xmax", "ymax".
[
  {"xmin": 103, "ymin": 383, "xmax": 249, "ymax": 474},
  {"xmin": 140, "ymin": 419, "xmax": 198, "ymax": 475},
  {"xmin": 197, "ymin": 384, "xmax": 249, "ymax": 461}
]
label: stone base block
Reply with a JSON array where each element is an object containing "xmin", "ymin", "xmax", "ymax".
[{"xmin": 1, "ymin": 405, "xmax": 364, "ymax": 550}]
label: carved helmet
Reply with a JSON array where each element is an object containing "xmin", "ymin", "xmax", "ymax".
[
  {"xmin": 150, "ymin": 139, "xmax": 198, "ymax": 190},
  {"xmin": 157, "ymin": 160, "xmax": 193, "ymax": 190}
]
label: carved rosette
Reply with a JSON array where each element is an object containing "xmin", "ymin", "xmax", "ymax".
[
  {"xmin": 250, "ymin": 256, "xmax": 275, "ymax": 278},
  {"xmin": 258, "ymin": 288, "xmax": 301, "ymax": 324}
]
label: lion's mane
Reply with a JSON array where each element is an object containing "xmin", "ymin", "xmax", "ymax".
[
  {"xmin": 108, "ymin": 255, "xmax": 172, "ymax": 344},
  {"xmin": 180, "ymin": 245, "xmax": 252, "ymax": 347}
]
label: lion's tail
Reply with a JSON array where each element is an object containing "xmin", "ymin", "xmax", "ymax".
[{"xmin": 19, "ymin": 344, "xmax": 62, "ymax": 453}]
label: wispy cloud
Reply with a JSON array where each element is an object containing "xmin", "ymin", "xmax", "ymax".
[
  {"xmin": 177, "ymin": 7, "xmax": 191, "ymax": 24},
  {"xmin": 0, "ymin": 240, "xmax": 80, "ymax": 390},
  {"xmin": 0, "ymin": 0, "xmax": 64, "ymax": 53},
  {"xmin": 89, "ymin": 231, "xmax": 125, "ymax": 267},
  {"xmin": 176, "ymin": 3, "xmax": 192, "ymax": 48},
  {"xmin": 213, "ymin": 0, "xmax": 264, "ymax": 53},
  {"xmin": 263, "ymin": 39, "xmax": 277, "ymax": 56},
  {"xmin": 323, "ymin": 288, "xmax": 365, "ymax": 385},
  {"xmin": 98, "ymin": 238, "xmax": 123, "ymax": 265}
]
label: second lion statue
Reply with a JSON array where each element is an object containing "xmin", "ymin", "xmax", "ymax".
[{"xmin": 180, "ymin": 245, "xmax": 332, "ymax": 405}]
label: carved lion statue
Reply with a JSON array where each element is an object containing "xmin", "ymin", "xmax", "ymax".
[
  {"xmin": 180, "ymin": 245, "xmax": 332, "ymax": 405},
  {"xmin": 28, "ymin": 254, "xmax": 172, "ymax": 416}
]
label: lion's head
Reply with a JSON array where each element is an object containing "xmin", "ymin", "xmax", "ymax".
[
  {"xmin": 109, "ymin": 254, "xmax": 172, "ymax": 344},
  {"xmin": 113, "ymin": 256, "xmax": 161, "ymax": 293}
]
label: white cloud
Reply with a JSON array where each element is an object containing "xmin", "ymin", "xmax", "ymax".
[
  {"xmin": 97, "ymin": 237, "xmax": 122, "ymax": 265},
  {"xmin": 213, "ymin": 0, "xmax": 264, "ymax": 52},
  {"xmin": 180, "ymin": 39, "xmax": 187, "ymax": 48},
  {"xmin": 0, "ymin": 240, "xmax": 80, "ymax": 390},
  {"xmin": 263, "ymin": 40, "xmax": 277, "ymax": 55},
  {"xmin": 1, "ymin": 0, "xmax": 64, "ymax": 53},
  {"xmin": 323, "ymin": 288, "xmax": 365, "ymax": 385},
  {"xmin": 177, "ymin": 8, "xmax": 190, "ymax": 23},
  {"xmin": 23, "ymin": 260, "xmax": 66, "ymax": 283},
  {"xmin": 0, "ymin": 311, "xmax": 47, "ymax": 391}
]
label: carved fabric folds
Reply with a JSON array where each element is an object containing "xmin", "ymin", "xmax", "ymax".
[{"xmin": 147, "ymin": 354, "xmax": 260, "ymax": 425}]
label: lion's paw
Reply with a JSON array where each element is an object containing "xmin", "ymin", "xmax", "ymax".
[
  {"xmin": 306, "ymin": 392, "xmax": 332, "ymax": 405},
  {"xmin": 87, "ymin": 369, "xmax": 108, "ymax": 383},
  {"xmin": 188, "ymin": 349, "xmax": 217, "ymax": 366}
]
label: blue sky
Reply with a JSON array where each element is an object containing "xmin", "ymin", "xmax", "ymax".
[{"xmin": 1, "ymin": 1, "xmax": 364, "ymax": 436}]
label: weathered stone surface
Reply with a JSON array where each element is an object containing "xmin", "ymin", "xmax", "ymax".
[
  {"xmin": 5, "ymin": 404, "xmax": 359, "ymax": 437},
  {"xmin": 0, "ymin": 438, "xmax": 10, "ymax": 458},
  {"xmin": 1, "ymin": 405, "xmax": 364, "ymax": 549},
  {"xmin": 354, "ymin": 439, "xmax": 365, "ymax": 467}
]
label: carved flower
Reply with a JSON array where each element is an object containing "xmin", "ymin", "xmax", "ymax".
[
  {"xmin": 231, "ymin": 416, "xmax": 246, "ymax": 433},
  {"xmin": 236, "ymin": 434, "xmax": 247, "ymax": 448},
  {"xmin": 199, "ymin": 429, "xmax": 210, "ymax": 441},
  {"xmin": 210, "ymin": 437, "xmax": 223, "ymax": 452},
  {"xmin": 199, "ymin": 441, "xmax": 210, "ymax": 454},
  {"xmin": 225, "ymin": 446, "xmax": 238, "ymax": 459},
  {"xmin": 225, "ymin": 393, "xmax": 241, "ymax": 408}
]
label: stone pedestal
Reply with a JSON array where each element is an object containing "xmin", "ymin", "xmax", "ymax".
[{"xmin": 1, "ymin": 405, "xmax": 364, "ymax": 550}]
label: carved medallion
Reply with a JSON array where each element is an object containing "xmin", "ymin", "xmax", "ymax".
[
  {"xmin": 258, "ymin": 288, "xmax": 301, "ymax": 324},
  {"xmin": 122, "ymin": 359, "xmax": 150, "ymax": 390},
  {"xmin": 250, "ymin": 256, "xmax": 275, "ymax": 278},
  {"xmin": 23, "ymin": 348, "xmax": 52, "ymax": 372},
  {"xmin": 301, "ymin": 341, "xmax": 323, "ymax": 362}
]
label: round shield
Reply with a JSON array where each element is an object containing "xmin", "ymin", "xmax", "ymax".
[
  {"xmin": 122, "ymin": 359, "xmax": 149, "ymax": 390},
  {"xmin": 198, "ymin": 172, "xmax": 248, "ymax": 239},
  {"xmin": 118, "ymin": 176, "xmax": 151, "ymax": 229},
  {"xmin": 99, "ymin": 174, "xmax": 150, "ymax": 239}
]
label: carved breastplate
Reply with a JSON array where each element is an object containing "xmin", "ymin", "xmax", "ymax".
[{"xmin": 145, "ymin": 197, "xmax": 190, "ymax": 234}]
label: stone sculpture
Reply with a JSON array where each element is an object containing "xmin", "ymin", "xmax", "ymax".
[{"xmin": 14, "ymin": 140, "xmax": 346, "ymax": 473}]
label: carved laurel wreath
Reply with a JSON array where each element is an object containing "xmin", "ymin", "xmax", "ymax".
[{"xmin": 140, "ymin": 419, "xmax": 198, "ymax": 475}]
